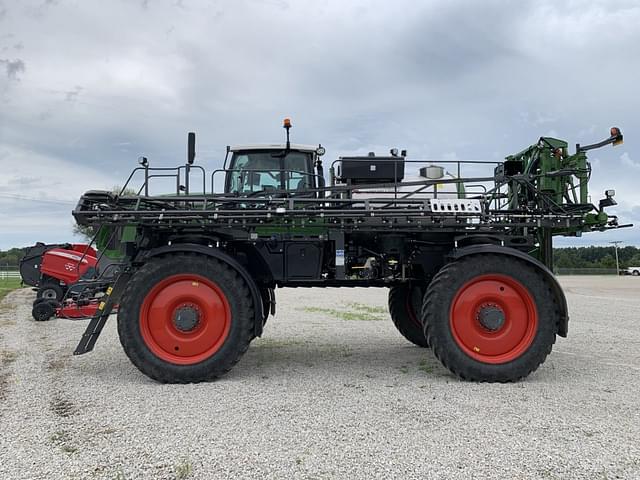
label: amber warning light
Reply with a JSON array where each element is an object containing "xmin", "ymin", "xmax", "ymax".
[{"xmin": 611, "ymin": 127, "xmax": 623, "ymax": 146}]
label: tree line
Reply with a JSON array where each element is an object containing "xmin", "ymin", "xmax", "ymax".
[
  {"xmin": 552, "ymin": 246, "xmax": 640, "ymax": 269},
  {"xmin": 0, "ymin": 248, "xmax": 26, "ymax": 268},
  {"xmin": 2, "ymin": 244, "xmax": 639, "ymax": 269}
]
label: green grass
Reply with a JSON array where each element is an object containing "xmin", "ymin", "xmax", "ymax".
[
  {"xmin": 49, "ymin": 429, "xmax": 78, "ymax": 454},
  {"xmin": 1, "ymin": 350, "xmax": 17, "ymax": 366},
  {"xmin": 346, "ymin": 303, "xmax": 387, "ymax": 315},
  {"xmin": 174, "ymin": 458, "xmax": 193, "ymax": 480},
  {"xmin": 0, "ymin": 278, "xmax": 22, "ymax": 302},
  {"xmin": 49, "ymin": 430, "xmax": 71, "ymax": 444},
  {"xmin": 418, "ymin": 359, "xmax": 435, "ymax": 374},
  {"xmin": 301, "ymin": 302, "xmax": 387, "ymax": 321}
]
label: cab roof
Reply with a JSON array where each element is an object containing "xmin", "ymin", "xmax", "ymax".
[{"xmin": 228, "ymin": 143, "xmax": 319, "ymax": 153}]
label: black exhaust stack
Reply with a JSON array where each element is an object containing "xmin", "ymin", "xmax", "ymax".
[{"xmin": 185, "ymin": 132, "xmax": 196, "ymax": 194}]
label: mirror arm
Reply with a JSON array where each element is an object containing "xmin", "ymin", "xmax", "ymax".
[{"xmin": 576, "ymin": 128, "xmax": 623, "ymax": 153}]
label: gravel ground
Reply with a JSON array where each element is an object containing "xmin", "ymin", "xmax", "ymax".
[{"xmin": 0, "ymin": 276, "xmax": 639, "ymax": 479}]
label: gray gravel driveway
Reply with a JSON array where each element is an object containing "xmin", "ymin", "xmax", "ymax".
[{"xmin": 0, "ymin": 276, "xmax": 639, "ymax": 479}]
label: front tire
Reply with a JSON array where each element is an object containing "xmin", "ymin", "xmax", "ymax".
[
  {"xmin": 423, "ymin": 254, "xmax": 558, "ymax": 382},
  {"xmin": 118, "ymin": 254, "xmax": 254, "ymax": 383}
]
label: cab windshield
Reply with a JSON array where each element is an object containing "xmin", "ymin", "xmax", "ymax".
[{"xmin": 227, "ymin": 150, "xmax": 313, "ymax": 194}]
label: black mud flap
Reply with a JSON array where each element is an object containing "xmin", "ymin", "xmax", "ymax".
[{"xmin": 73, "ymin": 272, "xmax": 131, "ymax": 355}]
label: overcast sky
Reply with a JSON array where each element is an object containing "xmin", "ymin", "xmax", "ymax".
[{"xmin": 0, "ymin": 0, "xmax": 639, "ymax": 250}]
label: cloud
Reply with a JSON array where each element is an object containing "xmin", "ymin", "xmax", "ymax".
[
  {"xmin": 0, "ymin": 145, "xmax": 120, "ymax": 248},
  {"xmin": 620, "ymin": 152, "xmax": 640, "ymax": 169},
  {"xmin": 64, "ymin": 85, "xmax": 82, "ymax": 102},
  {"xmin": 0, "ymin": 58, "xmax": 25, "ymax": 79},
  {"xmin": 0, "ymin": 0, "xmax": 639, "ymax": 248}
]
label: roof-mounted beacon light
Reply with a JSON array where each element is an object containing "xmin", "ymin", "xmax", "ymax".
[
  {"xmin": 283, "ymin": 117, "xmax": 292, "ymax": 151},
  {"xmin": 138, "ymin": 156, "xmax": 148, "ymax": 166}
]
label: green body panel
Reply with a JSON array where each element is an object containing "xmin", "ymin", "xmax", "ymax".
[
  {"xmin": 505, "ymin": 136, "xmax": 606, "ymax": 233},
  {"xmin": 96, "ymin": 225, "xmax": 135, "ymax": 259},
  {"xmin": 254, "ymin": 214, "xmax": 330, "ymax": 236},
  {"xmin": 583, "ymin": 212, "xmax": 609, "ymax": 226},
  {"xmin": 538, "ymin": 144, "xmax": 562, "ymax": 204},
  {"xmin": 254, "ymin": 225, "xmax": 329, "ymax": 236}
]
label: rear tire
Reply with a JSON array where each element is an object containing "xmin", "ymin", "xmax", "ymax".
[
  {"xmin": 388, "ymin": 284, "xmax": 429, "ymax": 347},
  {"xmin": 117, "ymin": 254, "xmax": 254, "ymax": 383},
  {"xmin": 423, "ymin": 254, "xmax": 558, "ymax": 382},
  {"xmin": 632, "ymin": 270, "xmax": 639, "ymax": 276}
]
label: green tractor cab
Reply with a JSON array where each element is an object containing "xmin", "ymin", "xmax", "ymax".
[
  {"xmin": 224, "ymin": 144, "xmax": 323, "ymax": 195},
  {"xmin": 223, "ymin": 118, "xmax": 326, "ymax": 197}
]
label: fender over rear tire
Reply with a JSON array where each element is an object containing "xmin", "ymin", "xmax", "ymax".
[
  {"xmin": 422, "ymin": 254, "xmax": 559, "ymax": 382},
  {"xmin": 388, "ymin": 284, "xmax": 429, "ymax": 347},
  {"xmin": 117, "ymin": 254, "xmax": 254, "ymax": 383}
]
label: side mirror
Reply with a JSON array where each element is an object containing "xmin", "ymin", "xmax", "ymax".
[
  {"xmin": 577, "ymin": 127, "xmax": 623, "ymax": 153},
  {"xmin": 187, "ymin": 132, "xmax": 196, "ymax": 164},
  {"xmin": 611, "ymin": 127, "xmax": 623, "ymax": 147}
]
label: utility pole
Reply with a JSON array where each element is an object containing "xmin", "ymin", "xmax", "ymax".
[{"xmin": 609, "ymin": 241, "xmax": 623, "ymax": 276}]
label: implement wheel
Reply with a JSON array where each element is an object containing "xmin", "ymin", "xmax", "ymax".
[
  {"xmin": 37, "ymin": 282, "xmax": 64, "ymax": 301},
  {"xmin": 422, "ymin": 254, "xmax": 558, "ymax": 382},
  {"xmin": 388, "ymin": 284, "xmax": 429, "ymax": 347},
  {"xmin": 32, "ymin": 299, "xmax": 57, "ymax": 321},
  {"xmin": 117, "ymin": 254, "xmax": 254, "ymax": 383}
]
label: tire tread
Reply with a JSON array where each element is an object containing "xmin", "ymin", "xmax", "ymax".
[
  {"xmin": 388, "ymin": 285, "xmax": 429, "ymax": 348},
  {"xmin": 422, "ymin": 254, "xmax": 559, "ymax": 382},
  {"xmin": 118, "ymin": 253, "xmax": 254, "ymax": 383}
]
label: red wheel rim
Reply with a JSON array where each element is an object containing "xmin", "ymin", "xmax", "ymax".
[
  {"xmin": 449, "ymin": 274, "xmax": 538, "ymax": 364},
  {"xmin": 139, "ymin": 274, "xmax": 231, "ymax": 365}
]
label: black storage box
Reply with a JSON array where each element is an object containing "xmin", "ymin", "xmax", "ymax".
[{"xmin": 338, "ymin": 155, "xmax": 405, "ymax": 184}]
